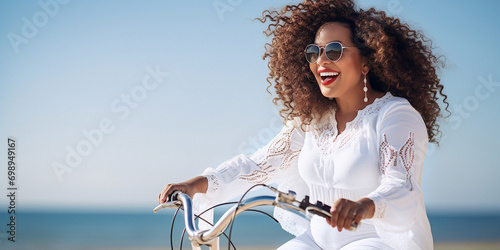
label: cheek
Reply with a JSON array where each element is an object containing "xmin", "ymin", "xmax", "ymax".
[
  {"xmin": 337, "ymin": 58, "xmax": 363, "ymax": 78},
  {"xmin": 342, "ymin": 54, "xmax": 363, "ymax": 73}
]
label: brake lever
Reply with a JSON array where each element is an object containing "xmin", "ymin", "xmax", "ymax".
[
  {"xmin": 153, "ymin": 191, "xmax": 182, "ymax": 213},
  {"xmin": 299, "ymin": 195, "xmax": 359, "ymax": 231},
  {"xmin": 300, "ymin": 196, "xmax": 331, "ymax": 219}
]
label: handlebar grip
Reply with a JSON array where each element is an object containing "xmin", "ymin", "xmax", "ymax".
[
  {"xmin": 305, "ymin": 206, "xmax": 331, "ymax": 219},
  {"xmin": 153, "ymin": 191, "xmax": 184, "ymax": 213},
  {"xmin": 304, "ymin": 199, "xmax": 359, "ymax": 231},
  {"xmin": 298, "ymin": 195, "xmax": 359, "ymax": 230},
  {"xmin": 167, "ymin": 191, "xmax": 182, "ymax": 202},
  {"xmin": 299, "ymin": 196, "xmax": 332, "ymax": 219}
]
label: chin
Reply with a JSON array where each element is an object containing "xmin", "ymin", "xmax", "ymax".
[{"xmin": 320, "ymin": 89, "xmax": 336, "ymax": 99}]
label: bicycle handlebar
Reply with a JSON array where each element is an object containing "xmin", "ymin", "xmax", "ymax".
[{"xmin": 153, "ymin": 186, "xmax": 358, "ymax": 248}]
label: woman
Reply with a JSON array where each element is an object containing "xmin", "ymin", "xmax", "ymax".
[{"xmin": 158, "ymin": 0, "xmax": 448, "ymax": 249}]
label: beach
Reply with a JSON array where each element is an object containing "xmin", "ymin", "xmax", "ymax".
[{"xmin": 434, "ymin": 242, "xmax": 500, "ymax": 250}]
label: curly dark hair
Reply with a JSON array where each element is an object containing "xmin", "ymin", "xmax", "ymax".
[{"xmin": 257, "ymin": 0, "xmax": 448, "ymax": 143}]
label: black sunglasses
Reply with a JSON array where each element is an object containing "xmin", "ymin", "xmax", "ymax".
[{"xmin": 304, "ymin": 42, "xmax": 355, "ymax": 64}]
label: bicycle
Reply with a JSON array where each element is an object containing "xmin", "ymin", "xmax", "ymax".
[{"xmin": 153, "ymin": 184, "xmax": 359, "ymax": 250}]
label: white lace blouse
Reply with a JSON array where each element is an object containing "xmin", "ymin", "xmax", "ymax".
[{"xmin": 194, "ymin": 93, "xmax": 433, "ymax": 249}]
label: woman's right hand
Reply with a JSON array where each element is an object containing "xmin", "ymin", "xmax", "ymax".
[{"xmin": 158, "ymin": 176, "xmax": 208, "ymax": 204}]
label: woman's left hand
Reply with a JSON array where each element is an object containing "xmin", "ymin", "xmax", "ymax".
[{"xmin": 327, "ymin": 197, "xmax": 375, "ymax": 232}]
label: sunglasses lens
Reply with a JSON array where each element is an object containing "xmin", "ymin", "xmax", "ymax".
[
  {"xmin": 325, "ymin": 42, "xmax": 342, "ymax": 62},
  {"xmin": 305, "ymin": 45, "xmax": 320, "ymax": 63}
]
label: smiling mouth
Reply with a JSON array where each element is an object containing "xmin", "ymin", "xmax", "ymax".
[{"xmin": 319, "ymin": 71, "xmax": 340, "ymax": 86}]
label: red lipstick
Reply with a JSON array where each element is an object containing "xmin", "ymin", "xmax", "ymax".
[{"xmin": 318, "ymin": 69, "xmax": 340, "ymax": 86}]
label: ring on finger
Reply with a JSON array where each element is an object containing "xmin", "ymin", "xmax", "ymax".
[{"xmin": 349, "ymin": 221, "xmax": 359, "ymax": 231}]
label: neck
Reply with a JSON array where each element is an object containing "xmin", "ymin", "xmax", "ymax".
[{"xmin": 335, "ymin": 89, "xmax": 385, "ymax": 114}]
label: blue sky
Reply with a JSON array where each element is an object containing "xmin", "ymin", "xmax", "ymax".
[{"xmin": 0, "ymin": 0, "xmax": 499, "ymax": 214}]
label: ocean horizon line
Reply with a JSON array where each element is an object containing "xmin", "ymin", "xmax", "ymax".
[{"xmin": 2, "ymin": 206, "xmax": 500, "ymax": 216}]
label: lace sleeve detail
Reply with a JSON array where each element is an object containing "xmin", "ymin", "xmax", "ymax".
[
  {"xmin": 379, "ymin": 132, "xmax": 415, "ymax": 190},
  {"xmin": 371, "ymin": 131, "xmax": 416, "ymax": 219},
  {"xmin": 197, "ymin": 121, "xmax": 305, "ymax": 203},
  {"xmin": 370, "ymin": 192, "xmax": 387, "ymax": 219},
  {"xmin": 205, "ymin": 174, "xmax": 219, "ymax": 193},
  {"xmin": 195, "ymin": 122, "xmax": 308, "ymax": 237},
  {"xmin": 240, "ymin": 126, "xmax": 302, "ymax": 184}
]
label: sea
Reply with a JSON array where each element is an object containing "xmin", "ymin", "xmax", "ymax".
[{"xmin": 1, "ymin": 209, "xmax": 499, "ymax": 249}]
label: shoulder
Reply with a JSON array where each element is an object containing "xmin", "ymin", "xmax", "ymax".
[
  {"xmin": 285, "ymin": 116, "xmax": 303, "ymax": 128},
  {"xmin": 375, "ymin": 93, "xmax": 428, "ymax": 143},
  {"xmin": 361, "ymin": 93, "xmax": 422, "ymax": 128},
  {"xmin": 377, "ymin": 94, "xmax": 424, "ymax": 124},
  {"xmin": 380, "ymin": 94, "xmax": 415, "ymax": 112}
]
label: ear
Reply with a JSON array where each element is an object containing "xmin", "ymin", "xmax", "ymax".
[{"xmin": 361, "ymin": 57, "xmax": 370, "ymax": 75}]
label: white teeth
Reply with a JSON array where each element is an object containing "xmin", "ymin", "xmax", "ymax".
[{"xmin": 320, "ymin": 72, "xmax": 339, "ymax": 77}]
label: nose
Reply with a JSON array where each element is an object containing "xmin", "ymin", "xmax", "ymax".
[{"xmin": 316, "ymin": 48, "xmax": 331, "ymax": 66}]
